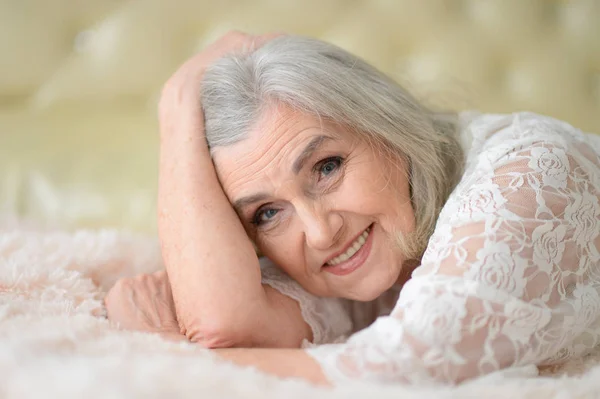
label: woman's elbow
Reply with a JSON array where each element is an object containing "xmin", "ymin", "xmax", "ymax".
[
  {"xmin": 175, "ymin": 296, "xmax": 272, "ymax": 348},
  {"xmin": 181, "ymin": 318, "xmax": 250, "ymax": 348}
]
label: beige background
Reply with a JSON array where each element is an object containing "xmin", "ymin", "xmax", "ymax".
[{"xmin": 1, "ymin": 0, "xmax": 598, "ymax": 233}]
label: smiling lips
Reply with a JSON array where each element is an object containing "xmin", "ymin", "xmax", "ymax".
[{"xmin": 322, "ymin": 225, "xmax": 373, "ymax": 276}]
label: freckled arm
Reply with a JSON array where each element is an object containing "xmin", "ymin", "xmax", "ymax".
[{"xmin": 157, "ymin": 96, "xmax": 311, "ymax": 347}]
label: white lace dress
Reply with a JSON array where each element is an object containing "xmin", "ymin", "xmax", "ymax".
[{"xmin": 260, "ymin": 111, "xmax": 600, "ymax": 385}]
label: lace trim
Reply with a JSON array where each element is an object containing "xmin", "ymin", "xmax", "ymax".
[{"xmin": 259, "ymin": 258, "xmax": 352, "ymax": 345}]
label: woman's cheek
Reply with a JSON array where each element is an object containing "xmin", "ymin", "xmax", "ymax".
[{"xmin": 340, "ymin": 177, "xmax": 377, "ymax": 211}]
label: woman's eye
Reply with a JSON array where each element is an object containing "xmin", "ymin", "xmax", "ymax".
[
  {"xmin": 317, "ymin": 157, "xmax": 343, "ymax": 179},
  {"xmin": 252, "ymin": 208, "xmax": 279, "ymax": 225}
]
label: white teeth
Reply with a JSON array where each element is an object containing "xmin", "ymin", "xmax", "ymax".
[{"xmin": 326, "ymin": 227, "xmax": 371, "ymax": 266}]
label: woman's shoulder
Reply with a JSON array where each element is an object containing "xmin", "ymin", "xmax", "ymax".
[
  {"xmin": 420, "ymin": 112, "xmax": 600, "ymax": 277},
  {"xmin": 458, "ymin": 110, "xmax": 594, "ymax": 153},
  {"xmin": 439, "ymin": 111, "xmax": 600, "ymax": 225},
  {"xmin": 456, "ymin": 111, "xmax": 599, "ymax": 176}
]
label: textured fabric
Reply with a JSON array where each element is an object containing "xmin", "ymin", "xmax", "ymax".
[
  {"xmin": 260, "ymin": 258, "xmax": 353, "ymax": 344},
  {"xmin": 260, "ymin": 111, "xmax": 600, "ymax": 385},
  {"xmin": 5, "ymin": 225, "xmax": 600, "ymax": 399}
]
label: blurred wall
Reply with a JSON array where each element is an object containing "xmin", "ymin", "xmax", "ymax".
[{"xmin": 1, "ymin": 0, "xmax": 599, "ymax": 232}]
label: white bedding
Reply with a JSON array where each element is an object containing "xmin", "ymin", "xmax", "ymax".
[{"xmin": 1, "ymin": 219, "xmax": 600, "ymax": 398}]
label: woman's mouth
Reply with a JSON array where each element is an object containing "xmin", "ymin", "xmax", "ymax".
[{"xmin": 322, "ymin": 224, "xmax": 374, "ymax": 276}]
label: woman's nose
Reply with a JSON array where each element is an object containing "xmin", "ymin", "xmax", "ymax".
[{"xmin": 298, "ymin": 205, "xmax": 343, "ymax": 250}]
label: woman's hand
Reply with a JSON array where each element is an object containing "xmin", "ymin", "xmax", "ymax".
[
  {"xmin": 157, "ymin": 31, "xmax": 279, "ymax": 139},
  {"xmin": 104, "ymin": 271, "xmax": 186, "ymax": 341}
]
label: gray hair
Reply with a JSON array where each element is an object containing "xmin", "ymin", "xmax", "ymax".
[{"xmin": 201, "ymin": 35, "xmax": 465, "ymax": 261}]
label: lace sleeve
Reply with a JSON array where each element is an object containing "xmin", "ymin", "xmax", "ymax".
[
  {"xmin": 259, "ymin": 257, "xmax": 352, "ymax": 345},
  {"xmin": 306, "ymin": 112, "xmax": 600, "ymax": 385}
]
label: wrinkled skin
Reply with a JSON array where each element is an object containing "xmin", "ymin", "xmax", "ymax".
[{"xmin": 213, "ymin": 104, "xmax": 415, "ymax": 301}]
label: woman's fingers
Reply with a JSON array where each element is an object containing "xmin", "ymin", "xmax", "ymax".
[
  {"xmin": 158, "ymin": 31, "xmax": 252, "ymax": 123},
  {"xmin": 104, "ymin": 278, "xmax": 136, "ymax": 327},
  {"xmin": 163, "ymin": 30, "xmax": 282, "ymax": 91},
  {"xmin": 252, "ymin": 32, "xmax": 284, "ymax": 49},
  {"xmin": 158, "ymin": 30, "xmax": 283, "ymax": 136},
  {"xmin": 170, "ymin": 31, "xmax": 252, "ymax": 81},
  {"xmin": 150, "ymin": 271, "xmax": 181, "ymax": 331},
  {"xmin": 104, "ymin": 271, "xmax": 180, "ymax": 334}
]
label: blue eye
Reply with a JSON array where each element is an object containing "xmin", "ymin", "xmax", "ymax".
[
  {"xmin": 253, "ymin": 208, "xmax": 278, "ymax": 225},
  {"xmin": 318, "ymin": 157, "xmax": 342, "ymax": 178}
]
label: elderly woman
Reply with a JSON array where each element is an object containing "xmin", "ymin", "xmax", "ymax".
[{"xmin": 104, "ymin": 32, "xmax": 600, "ymax": 386}]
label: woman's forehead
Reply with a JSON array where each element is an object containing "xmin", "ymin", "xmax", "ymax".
[
  {"xmin": 214, "ymin": 107, "xmax": 326, "ymax": 162},
  {"xmin": 215, "ymin": 104, "xmax": 352, "ymax": 162},
  {"xmin": 211, "ymin": 107, "xmax": 342, "ymax": 195}
]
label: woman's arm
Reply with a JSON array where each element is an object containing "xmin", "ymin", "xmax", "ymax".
[
  {"xmin": 104, "ymin": 269, "xmax": 312, "ymax": 348},
  {"xmin": 157, "ymin": 31, "xmax": 308, "ymax": 347},
  {"xmin": 214, "ymin": 348, "xmax": 330, "ymax": 386},
  {"xmin": 104, "ymin": 272, "xmax": 330, "ymax": 385}
]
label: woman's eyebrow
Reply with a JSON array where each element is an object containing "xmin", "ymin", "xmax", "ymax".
[
  {"xmin": 233, "ymin": 135, "xmax": 334, "ymax": 214},
  {"xmin": 233, "ymin": 193, "xmax": 270, "ymax": 215},
  {"xmin": 292, "ymin": 135, "xmax": 333, "ymax": 174}
]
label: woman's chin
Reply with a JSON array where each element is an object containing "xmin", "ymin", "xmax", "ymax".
[
  {"xmin": 342, "ymin": 275, "xmax": 398, "ymax": 302},
  {"xmin": 350, "ymin": 289, "xmax": 387, "ymax": 302}
]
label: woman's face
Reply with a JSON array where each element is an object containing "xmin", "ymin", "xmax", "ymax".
[{"xmin": 212, "ymin": 104, "xmax": 415, "ymax": 301}]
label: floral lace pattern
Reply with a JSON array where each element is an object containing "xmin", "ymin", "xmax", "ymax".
[
  {"xmin": 260, "ymin": 258, "xmax": 353, "ymax": 345},
  {"xmin": 262, "ymin": 112, "xmax": 600, "ymax": 385}
]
